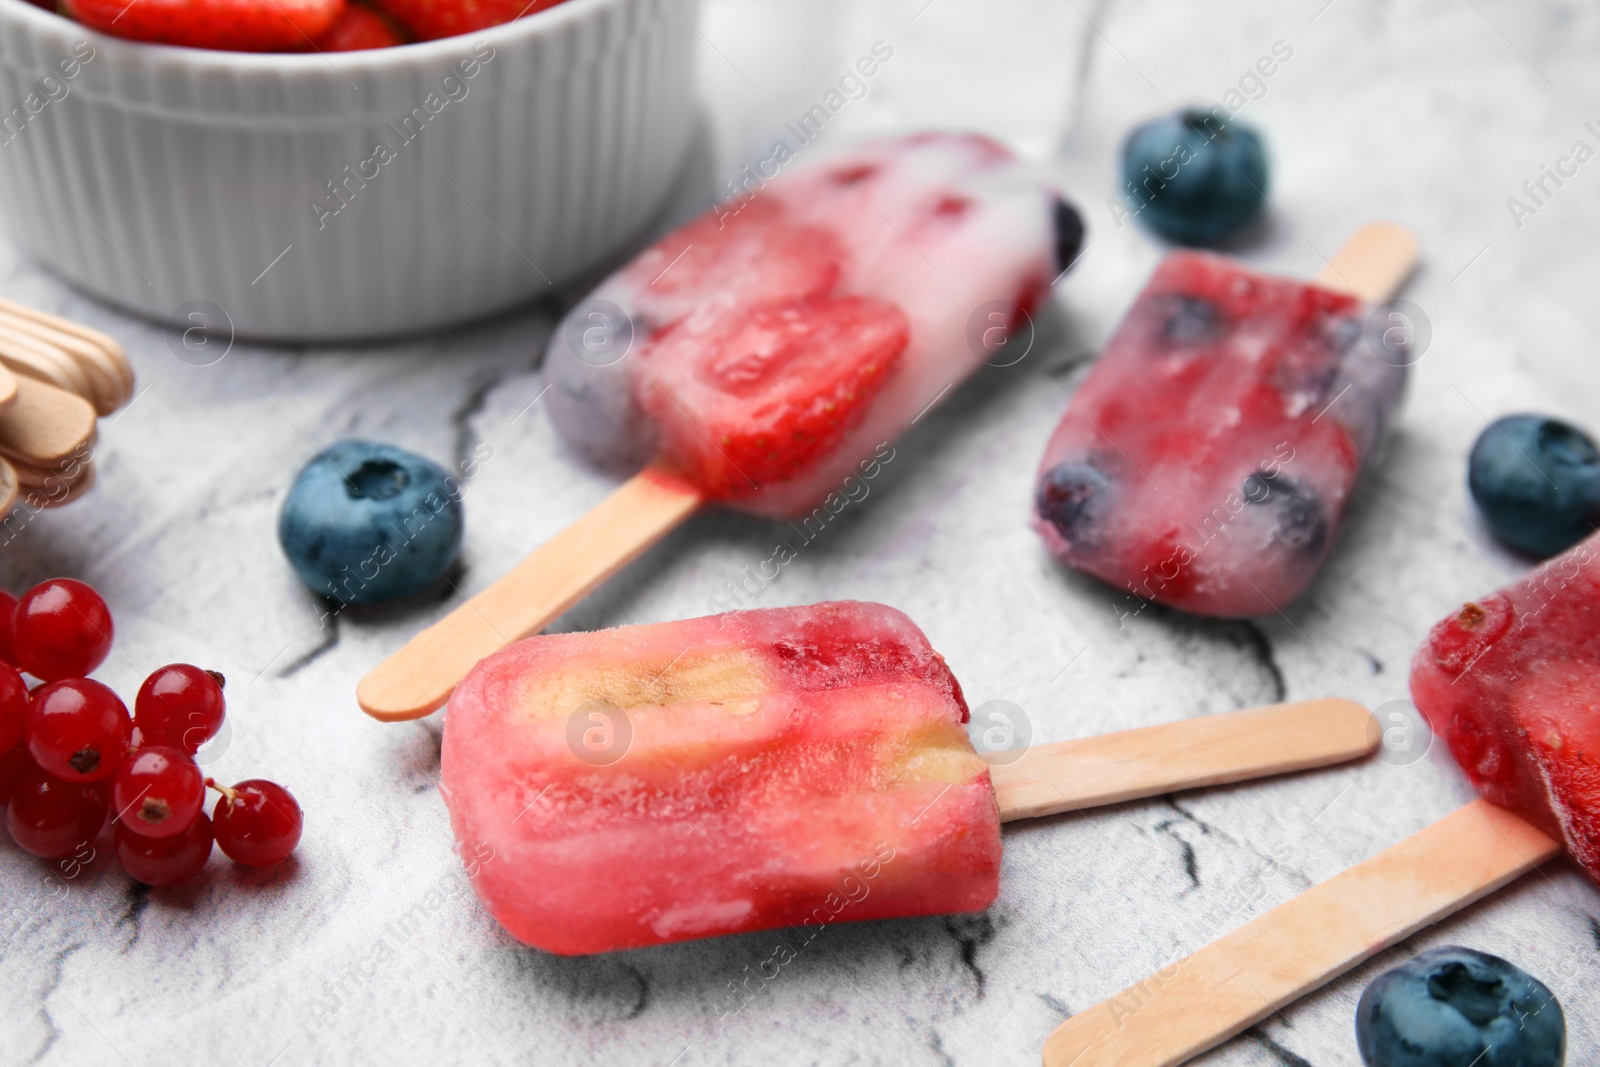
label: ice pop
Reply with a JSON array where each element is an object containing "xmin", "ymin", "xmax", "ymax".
[
  {"xmin": 1040, "ymin": 539, "xmax": 1600, "ymax": 1067},
  {"xmin": 1032, "ymin": 225, "xmax": 1417, "ymax": 617},
  {"xmin": 441, "ymin": 600, "xmax": 1377, "ymax": 955},
  {"xmin": 361, "ymin": 133, "xmax": 1084, "ymax": 721},
  {"xmin": 547, "ymin": 132, "xmax": 1077, "ymax": 516},
  {"xmin": 1411, "ymin": 528, "xmax": 1600, "ymax": 881}
]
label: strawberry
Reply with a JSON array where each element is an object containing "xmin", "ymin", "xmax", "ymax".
[
  {"xmin": 370, "ymin": 0, "xmax": 563, "ymax": 42},
  {"xmin": 63, "ymin": 0, "xmax": 345, "ymax": 51},
  {"xmin": 624, "ymin": 198, "xmax": 843, "ymax": 330},
  {"xmin": 638, "ymin": 296, "xmax": 909, "ymax": 500},
  {"xmin": 311, "ymin": 2, "xmax": 407, "ymax": 49}
]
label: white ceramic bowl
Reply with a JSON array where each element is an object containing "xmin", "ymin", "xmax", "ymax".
[{"xmin": 0, "ymin": 0, "xmax": 698, "ymax": 341}]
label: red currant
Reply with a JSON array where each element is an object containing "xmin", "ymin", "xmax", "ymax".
[
  {"xmin": 210, "ymin": 779, "xmax": 301, "ymax": 866},
  {"xmin": 0, "ymin": 589, "xmax": 17, "ymax": 664},
  {"xmin": 0, "ymin": 662, "xmax": 27, "ymax": 752},
  {"xmin": 115, "ymin": 812, "xmax": 212, "ymax": 886},
  {"xmin": 112, "ymin": 746, "xmax": 204, "ymax": 839},
  {"xmin": 25, "ymin": 679, "xmax": 131, "ymax": 783},
  {"xmin": 134, "ymin": 665, "xmax": 225, "ymax": 753},
  {"xmin": 12, "ymin": 578, "xmax": 114, "ymax": 682},
  {"xmin": 0, "ymin": 742, "xmax": 34, "ymax": 804},
  {"xmin": 6, "ymin": 766, "xmax": 107, "ymax": 858}
]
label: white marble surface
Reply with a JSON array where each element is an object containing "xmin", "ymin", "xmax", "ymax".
[{"xmin": 3, "ymin": 1, "xmax": 1600, "ymax": 1064}]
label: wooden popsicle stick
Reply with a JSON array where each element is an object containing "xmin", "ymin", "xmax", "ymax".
[
  {"xmin": 1041, "ymin": 800, "xmax": 1560, "ymax": 1067},
  {"xmin": 7, "ymin": 450, "xmax": 93, "ymax": 489},
  {"xmin": 26, "ymin": 460, "xmax": 95, "ymax": 510},
  {"xmin": 0, "ymin": 375, "xmax": 98, "ymax": 467},
  {"xmin": 0, "ymin": 363, "xmax": 17, "ymax": 413},
  {"xmin": 1313, "ymin": 222, "xmax": 1418, "ymax": 303},
  {"xmin": 0, "ymin": 308, "xmax": 126, "ymax": 414},
  {"xmin": 357, "ymin": 466, "xmax": 705, "ymax": 721},
  {"xmin": 0, "ymin": 296, "xmax": 133, "ymax": 396},
  {"xmin": 0, "ymin": 456, "xmax": 18, "ymax": 515},
  {"xmin": 990, "ymin": 698, "xmax": 1376, "ymax": 822},
  {"xmin": 0, "ymin": 323, "xmax": 90, "ymax": 398}
]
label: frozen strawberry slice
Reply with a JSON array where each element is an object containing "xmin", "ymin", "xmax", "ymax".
[
  {"xmin": 623, "ymin": 198, "xmax": 844, "ymax": 330},
  {"xmin": 312, "ymin": 3, "xmax": 406, "ymax": 49},
  {"xmin": 638, "ymin": 295, "xmax": 909, "ymax": 500},
  {"xmin": 1033, "ymin": 250, "xmax": 1403, "ymax": 617},
  {"xmin": 441, "ymin": 601, "xmax": 998, "ymax": 955},
  {"xmin": 545, "ymin": 134, "xmax": 1072, "ymax": 517},
  {"xmin": 1411, "ymin": 530, "xmax": 1600, "ymax": 883},
  {"xmin": 64, "ymin": 0, "xmax": 345, "ymax": 51},
  {"xmin": 372, "ymin": 0, "xmax": 562, "ymax": 41}
]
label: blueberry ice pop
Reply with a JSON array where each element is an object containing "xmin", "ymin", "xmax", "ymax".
[{"xmin": 1032, "ymin": 224, "xmax": 1417, "ymax": 617}]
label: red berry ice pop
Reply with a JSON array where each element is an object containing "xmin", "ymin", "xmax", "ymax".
[
  {"xmin": 547, "ymin": 132, "xmax": 1073, "ymax": 515},
  {"xmin": 442, "ymin": 600, "xmax": 1376, "ymax": 955},
  {"xmin": 1041, "ymin": 537, "xmax": 1600, "ymax": 1067},
  {"xmin": 1033, "ymin": 224, "xmax": 1417, "ymax": 617},
  {"xmin": 361, "ymin": 133, "xmax": 1085, "ymax": 721},
  {"xmin": 1411, "ymin": 529, "xmax": 1600, "ymax": 877}
]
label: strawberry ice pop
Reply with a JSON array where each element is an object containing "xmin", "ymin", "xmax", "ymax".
[
  {"xmin": 360, "ymin": 133, "xmax": 1083, "ymax": 721},
  {"xmin": 442, "ymin": 601, "xmax": 996, "ymax": 954},
  {"xmin": 546, "ymin": 132, "xmax": 1079, "ymax": 518},
  {"xmin": 1032, "ymin": 226, "xmax": 1416, "ymax": 617},
  {"xmin": 441, "ymin": 600, "xmax": 1375, "ymax": 955},
  {"xmin": 1411, "ymin": 529, "xmax": 1600, "ymax": 882}
]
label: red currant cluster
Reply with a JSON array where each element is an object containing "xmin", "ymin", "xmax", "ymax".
[{"xmin": 0, "ymin": 578, "xmax": 302, "ymax": 887}]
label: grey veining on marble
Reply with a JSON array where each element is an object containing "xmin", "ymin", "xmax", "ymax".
[{"xmin": 2, "ymin": 1, "xmax": 1600, "ymax": 1064}]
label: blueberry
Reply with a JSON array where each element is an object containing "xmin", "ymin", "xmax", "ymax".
[
  {"xmin": 1036, "ymin": 462, "xmax": 1110, "ymax": 544},
  {"xmin": 1355, "ymin": 946, "xmax": 1565, "ymax": 1067},
  {"xmin": 1157, "ymin": 294, "xmax": 1226, "ymax": 346},
  {"xmin": 1052, "ymin": 197, "xmax": 1086, "ymax": 274},
  {"xmin": 1121, "ymin": 108, "xmax": 1268, "ymax": 244},
  {"xmin": 1242, "ymin": 469, "xmax": 1327, "ymax": 556},
  {"xmin": 279, "ymin": 440, "xmax": 464, "ymax": 605},
  {"xmin": 1468, "ymin": 414, "xmax": 1600, "ymax": 558}
]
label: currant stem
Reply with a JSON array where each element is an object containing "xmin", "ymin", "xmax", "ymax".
[{"xmin": 205, "ymin": 777, "xmax": 238, "ymax": 809}]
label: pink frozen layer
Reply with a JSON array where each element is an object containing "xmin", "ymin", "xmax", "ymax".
[
  {"xmin": 1032, "ymin": 250, "xmax": 1406, "ymax": 617},
  {"xmin": 440, "ymin": 601, "xmax": 1000, "ymax": 955},
  {"xmin": 1411, "ymin": 531, "xmax": 1600, "ymax": 883},
  {"xmin": 546, "ymin": 132, "xmax": 1075, "ymax": 518}
]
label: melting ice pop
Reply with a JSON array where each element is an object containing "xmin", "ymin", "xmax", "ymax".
[
  {"xmin": 441, "ymin": 600, "xmax": 1376, "ymax": 955},
  {"xmin": 1032, "ymin": 224, "xmax": 1417, "ymax": 617},
  {"xmin": 1041, "ymin": 534, "xmax": 1600, "ymax": 1067},
  {"xmin": 360, "ymin": 133, "xmax": 1084, "ymax": 721}
]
